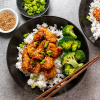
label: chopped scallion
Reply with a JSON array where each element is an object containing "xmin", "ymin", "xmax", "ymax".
[{"xmin": 44, "ymin": 41, "xmax": 49, "ymax": 48}]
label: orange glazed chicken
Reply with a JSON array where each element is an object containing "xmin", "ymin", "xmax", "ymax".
[
  {"xmin": 44, "ymin": 66, "xmax": 56, "ymax": 80},
  {"xmin": 27, "ymin": 42, "xmax": 38, "ymax": 57},
  {"xmin": 28, "ymin": 58, "xmax": 41, "ymax": 74},
  {"xmin": 22, "ymin": 48, "xmax": 30, "ymax": 72},
  {"xmin": 41, "ymin": 56, "xmax": 54, "ymax": 69},
  {"xmin": 32, "ymin": 40, "xmax": 46, "ymax": 60},
  {"xmin": 46, "ymin": 43, "xmax": 62, "ymax": 58},
  {"xmin": 21, "ymin": 26, "xmax": 62, "ymax": 80},
  {"xmin": 33, "ymin": 27, "xmax": 57, "ymax": 43},
  {"xmin": 93, "ymin": 7, "xmax": 100, "ymax": 23}
]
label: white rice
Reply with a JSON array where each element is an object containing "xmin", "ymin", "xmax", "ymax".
[
  {"xmin": 15, "ymin": 23, "xmax": 65, "ymax": 90},
  {"xmin": 88, "ymin": 0, "xmax": 100, "ymax": 40}
]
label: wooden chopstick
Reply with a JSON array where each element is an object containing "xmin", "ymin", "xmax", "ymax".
[
  {"xmin": 34, "ymin": 56, "xmax": 100, "ymax": 100},
  {"xmin": 43, "ymin": 56, "xmax": 100, "ymax": 100}
]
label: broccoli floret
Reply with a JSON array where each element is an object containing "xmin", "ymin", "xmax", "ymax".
[
  {"xmin": 72, "ymin": 40, "xmax": 81, "ymax": 52},
  {"xmin": 62, "ymin": 25, "xmax": 77, "ymax": 39},
  {"xmin": 62, "ymin": 63, "xmax": 84, "ymax": 76},
  {"xmin": 61, "ymin": 52, "xmax": 78, "ymax": 68},
  {"xmin": 76, "ymin": 63, "xmax": 84, "ymax": 70},
  {"xmin": 75, "ymin": 50, "xmax": 86, "ymax": 63},
  {"xmin": 62, "ymin": 64, "xmax": 75, "ymax": 76},
  {"xmin": 58, "ymin": 36, "xmax": 81, "ymax": 52}
]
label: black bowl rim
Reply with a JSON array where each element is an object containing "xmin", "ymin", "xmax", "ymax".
[
  {"xmin": 6, "ymin": 15, "xmax": 89, "ymax": 97},
  {"xmin": 78, "ymin": 0, "xmax": 100, "ymax": 49},
  {"xmin": 16, "ymin": 0, "xmax": 49, "ymax": 18}
]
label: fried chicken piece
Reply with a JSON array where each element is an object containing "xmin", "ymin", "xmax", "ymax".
[
  {"xmin": 41, "ymin": 56, "xmax": 54, "ymax": 69},
  {"xmin": 28, "ymin": 58, "xmax": 41, "ymax": 74},
  {"xmin": 27, "ymin": 42, "xmax": 38, "ymax": 57},
  {"xmin": 33, "ymin": 29, "xmax": 45, "ymax": 41},
  {"xmin": 41, "ymin": 27, "xmax": 57, "ymax": 43},
  {"xmin": 46, "ymin": 43, "xmax": 62, "ymax": 58},
  {"xmin": 32, "ymin": 40, "xmax": 46, "ymax": 60},
  {"xmin": 44, "ymin": 66, "xmax": 56, "ymax": 80},
  {"xmin": 93, "ymin": 7, "xmax": 100, "ymax": 23},
  {"xmin": 22, "ymin": 48, "xmax": 30, "ymax": 72},
  {"xmin": 33, "ymin": 27, "xmax": 57, "ymax": 43}
]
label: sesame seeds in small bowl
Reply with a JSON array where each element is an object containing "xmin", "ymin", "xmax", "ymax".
[{"xmin": 0, "ymin": 8, "xmax": 19, "ymax": 33}]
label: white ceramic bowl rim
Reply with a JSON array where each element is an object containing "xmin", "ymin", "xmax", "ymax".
[{"xmin": 0, "ymin": 8, "xmax": 19, "ymax": 33}]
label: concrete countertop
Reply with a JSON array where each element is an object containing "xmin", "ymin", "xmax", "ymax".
[{"xmin": 0, "ymin": 0, "xmax": 100, "ymax": 100}]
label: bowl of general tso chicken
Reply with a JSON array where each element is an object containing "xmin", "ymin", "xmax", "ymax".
[{"xmin": 7, "ymin": 16, "xmax": 89, "ymax": 96}]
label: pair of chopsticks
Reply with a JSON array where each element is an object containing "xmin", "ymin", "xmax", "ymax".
[{"xmin": 34, "ymin": 56, "xmax": 100, "ymax": 100}]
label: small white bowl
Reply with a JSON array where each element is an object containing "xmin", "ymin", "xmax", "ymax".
[{"xmin": 0, "ymin": 8, "xmax": 19, "ymax": 33}]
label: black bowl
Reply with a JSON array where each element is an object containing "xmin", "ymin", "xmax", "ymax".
[
  {"xmin": 79, "ymin": 0, "xmax": 100, "ymax": 48},
  {"xmin": 7, "ymin": 16, "xmax": 89, "ymax": 96},
  {"xmin": 17, "ymin": 0, "xmax": 49, "ymax": 18}
]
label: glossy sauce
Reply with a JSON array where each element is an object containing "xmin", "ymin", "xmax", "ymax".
[{"xmin": 93, "ymin": 7, "xmax": 100, "ymax": 23}]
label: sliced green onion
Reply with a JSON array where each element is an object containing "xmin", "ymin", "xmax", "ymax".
[
  {"xmin": 86, "ymin": 15, "xmax": 90, "ymax": 20},
  {"xmin": 35, "ymin": 41, "xmax": 40, "ymax": 45},
  {"xmin": 40, "ymin": 51, "xmax": 46, "ymax": 55},
  {"xmin": 44, "ymin": 41, "xmax": 49, "ymax": 48},
  {"xmin": 19, "ymin": 42, "xmax": 26, "ymax": 48},
  {"xmin": 31, "ymin": 76, "xmax": 37, "ymax": 80},
  {"xmin": 46, "ymin": 50, "xmax": 53, "ymax": 56},
  {"xmin": 23, "ymin": 33, "xmax": 29, "ymax": 38},
  {"xmin": 19, "ymin": 44, "xmax": 24, "ymax": 48},
  {"xmin": 40, "ymin": 59, "xmax": 46, "ymax": 64},
  {"xmin": 31, "ymin": 84, "xmax": 36, "ymax": 88},
  {"xmin": 32, "ymin": 61, "xmax": 36, "ymax": 66},
  {"xmin": 22, "ymin": 42, "xmax": 26, "ymax": 45}
]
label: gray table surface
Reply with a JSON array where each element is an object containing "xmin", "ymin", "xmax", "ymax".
[{"xmin": 0, "ymin": 0, "xmax": 100, "ymax": 100}]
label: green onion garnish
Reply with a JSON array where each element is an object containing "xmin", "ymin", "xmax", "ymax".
[
  {"xmin": 44, "ymin": 41, "xmax": 49, "ymax": 48},
  {"xmin": 23, "ymin": 33, "xmax": 29, "ymax": 38},
  {"xmin": 40, "ymin": 59, "xmax": 46, "ymax": 64},
  {"xmin": 46, "ymin": 50, "xmax": 53, "ymax": 56}
]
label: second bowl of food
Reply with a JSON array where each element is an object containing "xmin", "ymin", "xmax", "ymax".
[{"xmin": 7, "ymin": 16, "xmax": 89, "ymax": 96}]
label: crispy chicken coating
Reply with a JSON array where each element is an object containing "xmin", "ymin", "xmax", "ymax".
[
  {"xmin": 46, "ymin": 43, "xmax": 62, "ymax": 58},
  {"xmin": 93, "ymin": 7, "xmax": 100, "ymax": 23},
  {"xmin": 32, "ymin": 40, "xmax": 46, "ymax": 60},
  {"xmin": 28, "ymin": 58, "xmax": 41, "ymax": 74},
  {"xmin": 22, "ymin": 48, "xmax": 30, "ymax": 72},
  {"xmin": 44, "ymin": 66, "xmax": 56, "ymax": 80},
  {"xmin": 33, "ymin": 29, "xmax": 45, "ymax": 41},
  {"xmin": 41, "ymin": 27, "xmax": 57, "ymax": 43},
  {"xmin": 41, "ymin": 56, "xmax": 54, "ymax": 69},
  {"xmin": 33, "ymin": 27, "xmax": 57, "ymax": 43},
  {"xmin": 27, "ymin": 42, "xmax": 37, "ymax": 57}
]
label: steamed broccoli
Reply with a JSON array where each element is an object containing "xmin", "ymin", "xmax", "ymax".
[
  {"xmin": 72, "ymin": 40, "xmax": 81, "ymax": 52},
  {"xmin": 61, "ymin": 52, "xmax": 78, "ymax": 68},
  {"xmin": 75, "ymin": 50, "xmax": 86, "ymax": 63},
  {"xmin": 62, "ymin": 63, "xmax": 84, "ymax": 76},
  {"xmin": 62, "ymin": 64, "xmax": 75, "ymax": 76},
  {"xmin": 62, "ymin": 25, "xmax": 77, "ymax": 39},
  {"xmin": 58, "ymin": 36, "xmax": 81, "ymax": 52}
]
